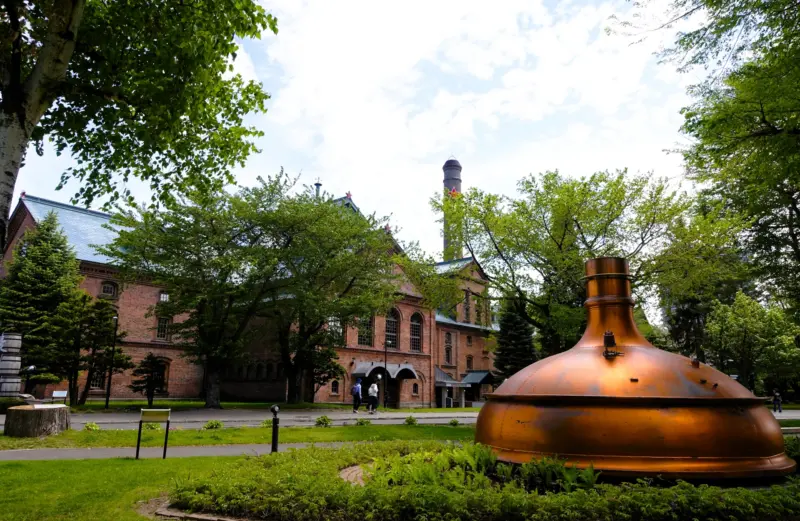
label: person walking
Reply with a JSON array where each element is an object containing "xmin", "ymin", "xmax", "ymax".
[
  {"xmin": 773, "ymin": 389, "xmax": 782, "ymax": 413},
  {"xmin": 368, "ymin": 380, "xmax": 379, "ymax": 414},
  {"xmin": 351, "ymin": 378, "xmax": 363, "ymax": 413}
]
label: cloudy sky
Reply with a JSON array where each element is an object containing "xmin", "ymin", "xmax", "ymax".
[{"xmin": 19, "ymin": 0, "xmax": 702, "ymax": 258}]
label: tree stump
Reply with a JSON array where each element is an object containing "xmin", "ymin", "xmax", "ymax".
[{"xmin": 4, "ymin": 405, "xmax": 70, "ymax": 437}]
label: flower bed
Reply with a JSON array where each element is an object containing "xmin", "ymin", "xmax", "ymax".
[{"xmin": 171, "ymin": 440, "xmax": 800, "ymax": 521}]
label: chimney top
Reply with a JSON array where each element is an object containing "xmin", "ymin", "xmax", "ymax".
[{"xmin": 443, "ymin": 159, "xmax": 462, "ymax": 171}]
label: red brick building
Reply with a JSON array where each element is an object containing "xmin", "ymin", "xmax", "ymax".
[{"xmin": 3, "ymin": 160, "xmax": 497, "ymax": 407}]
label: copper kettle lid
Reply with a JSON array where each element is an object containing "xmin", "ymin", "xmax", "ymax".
[{"xmin": 476, "ymin": 257, "xmax": 795, "ymax": 478}]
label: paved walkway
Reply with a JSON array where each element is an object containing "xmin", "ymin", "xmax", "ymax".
[
  {"xmin": 1, "ymin": 409, "xmax": 481, "ymax": 431},
  {"xmin": 0, "ymin": 442, "xmax": 351, "ymax": 461}
]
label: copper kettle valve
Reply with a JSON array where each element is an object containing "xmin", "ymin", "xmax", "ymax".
[{"xmin": 603, "ymin": 331, "xmax": 623, "ymax": 359}]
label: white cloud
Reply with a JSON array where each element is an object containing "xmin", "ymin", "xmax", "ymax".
[
  {"xmin": 246, "ymin": 0, "xmax": 695, "ymax": 256},
  {"xmin": 19, "ymin": 0, "xmax": 701, "ymax": 263}
]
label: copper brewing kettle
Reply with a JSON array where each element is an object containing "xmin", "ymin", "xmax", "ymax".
[{"xmin": 476, "ymin": 257, "xmax": 795, "ymax": 478}]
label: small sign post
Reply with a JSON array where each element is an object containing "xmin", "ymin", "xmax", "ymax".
[{"xmin": 136, "ymin": 409, "xmax": 171, "ymax": 460}]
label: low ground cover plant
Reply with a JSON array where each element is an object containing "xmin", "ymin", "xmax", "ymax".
[
  {"xmin": 202, "ymin": 420, "xmax": 223, "ymax": 430},
  {"xmin": 315, "ymin": 415, "xmax": 333, "ymax": 427},
  {"xmin": 171, "ymin": 441, "xmax": 800, "ymax": 521},
  {"xmin": 83, "ymin": 422, "xmax": 100, "ymax": 432}
]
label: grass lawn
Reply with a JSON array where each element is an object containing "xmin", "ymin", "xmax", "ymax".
[
  {"xmin": 0, "ymin": 424, "xmax": 476, "ymax": 450},
  {"xmin": 71, "ymin": 400, "xmax": 354, "ymax": 413},
  {"xmin": 779, "ymin": 419, "xmax": 800, "ymax": 427},
  {"xmin": 0, "ymin": 456, "xmax": 234, "ymax": 521}
]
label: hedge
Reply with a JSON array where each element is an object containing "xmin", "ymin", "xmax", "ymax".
[{"xmin": 171, "ymin": 440, "xmax": 800, "ymax": 521}]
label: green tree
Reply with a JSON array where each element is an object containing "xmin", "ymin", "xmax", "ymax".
[
  {"xmin": 435, "ymin": 169, "xmax": 745, "ymax": 358},
  {"xmin": 267, "ymin": 191, "xmax": 401, "ymax": 403},
  {"xmin": 494, "ymin": 297, "xmax": 536, "ymax": 379},
  {"xmin": 99, "ymin": 175, "xmax": 294, "ymax": 408},
  {"xmin": 680, "ymin": 50, "xmax": 800, "ymax": 321},
  {"xmin": 0, "ymin": 0, "xmax": 278, "ymax": 248},
  {"xmin": 618, "ymin": 0, "xmax": 799, "ymax": 72},
  {"xmin": 129, "ymin": 353, "xmax": 167, "ymax": 407},
  {"xmin": 44, "ymin": 291, "xmax": 131, "ymax": 406},
  {"xmin": 0, "ymin": 211, "xmax": 81, "ymax": 366},
  {"xmin": 704, "ymin": 291, "xmax": 800, "ymax": 393}
]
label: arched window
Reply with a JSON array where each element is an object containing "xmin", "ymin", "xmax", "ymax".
[
  {"xmin": 256, "ymin": 364, "xmax": 265, "ymax": 380},
  {"xmin": 467, "ymin": 335, "xmax": 473, "ymax": 346},
  {"xmin": 331, "ymin": 381, "xmax": 340, "ymax": 394},
  {"xmin": 100, "ymin": 281, "xmax": 118, "ymax": 298},
  {"xmin": 265, "ymin": 363, "xmax": 273, "ymax": 380},
  {"xmin": 90, "ymin": 370, "xmax": 105, "ymax": 389},
  {"xmin": 412, "ymin": 383, "xmax": 419, "ymax": 395},
  {"xmin": 385, "ymin": 309, "xmax": 399, "ymax": 349},
  {"xmin": 466, "ymin": 355, "xmax": 473, "ymax": 371},
  {"xmin": 445, "ymin": 347, "xmax": 453, "ymax": 365},
  {"xmin": 328, "ymin": 316, "xmax": 344, "ymax": 345},
  {"xmin": 410, "ymin": 313, "xmax": 423, "ymax": 352},
  {"xmin": 153, "ymin": 358, "xmax": 169, "ymax": 392},
  {"xmin": 357, "ymin": 316, "xmax": 374, "ymax": 347}
]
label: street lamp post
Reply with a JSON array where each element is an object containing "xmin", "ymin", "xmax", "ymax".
[{"xmin": 104, "ymin": 316, "xmax": 120, "ymax": 410}]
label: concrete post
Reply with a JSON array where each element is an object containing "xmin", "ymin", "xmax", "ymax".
[
  {"xmin": 0, "ymin": 333, "xmax": 22, "ymax": 398},
  {"xmin": 459, "ymin": 388, "xmax": 466, "ymax": 408}
]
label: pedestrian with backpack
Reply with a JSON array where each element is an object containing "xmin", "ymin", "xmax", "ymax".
[
  {"xmin": 351, "ymin": 378, "xmax": 362, "ymax": 413},
  {"xmin": 773, "ymin": 389, "xmax": 783, "ymax": 413}
]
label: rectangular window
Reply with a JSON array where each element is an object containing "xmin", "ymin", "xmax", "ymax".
[
  {"xmin": 357, "ymin": 317, "xmax": 374, "ymax": 347},
  {"xmin": 464, "ymin": 291, "xmax": 471, "ymax": 323},
  {"xmin": 159, "ymin": 292, "xmax": 169, "ymax": 302},
  {"xmin": 156, "ymin": 317, "xmax": 171, "ymax": 341}
]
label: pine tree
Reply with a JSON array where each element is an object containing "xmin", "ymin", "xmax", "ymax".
[
  {"xmin": 44, "ymin": 291, "xmax": 131, "ymax": 405},
  {"xmin": 0, "ymin": 212, "xmax": 82, "ymax": 368},
  {"xmin": 494, "ymin": 297, "xmax": 536, "ymax": 379},
  {"xmin": 129, "ymin": 353, "xmax": 167, "ymax": 407}
]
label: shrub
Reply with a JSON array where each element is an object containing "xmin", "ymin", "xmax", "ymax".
[
  {"xmin": 143, "ymin": 422, "xmax": 162, "ymax": 431},
  {"xmin": 83, "ymin": 422, "xmax": 100, "ymax": 432},
  {"xmin": 202, "ymin": 420, "xmax": 223, "ymax": 430},
  {"xmin": 315, "ymin": 415, "xmax": 333, "ymax": 427},
  {"xmin": 355, "ymin": 418, "xmax": 371, "ymax": 426},
  {"xmin": 0, "ymin": 398, "xmax": 26, "ymax": 414},
  {"xmin": 170, "ymin": 441, "xmax": 800, "ymax": 521},
  {"xmin": 449, "ymin": 418, "xmax": 460, "ymax": 427},
  {"xmin": 261, "ymin": 418, "xmax": 273, "ymax": 429},
  {"xmin": 786, "ymin": 436, "xmax": 800, "ymax": 460},
  {"xmin": 404, "ymin": 415, "xmax": 418, "ymax": 426}
]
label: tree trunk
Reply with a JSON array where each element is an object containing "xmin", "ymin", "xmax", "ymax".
[
  {"xmin": 0, "ymin": 116, "xmax": 28, "ymax": 251},
  {"xmin": 4, "ymin": 405, "xmax": 70, "ymax": 437},
  {"xmin": 79, "ymin": 367, "xmax": 94, "ymax": 405},
  {"xmin": 204, "ymin": 368, "xmax": 221, "ymax": 408},
  {"xmin": 286, "ymin": 368, "xmax": 299, "ymax": 403}
]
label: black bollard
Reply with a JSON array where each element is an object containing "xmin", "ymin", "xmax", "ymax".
[{"xmin": 270, "ymin": 404, "xmax": 280, "ymax": 453}]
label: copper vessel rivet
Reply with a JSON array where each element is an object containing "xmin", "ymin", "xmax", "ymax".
[{"xmin": 476, "ymin": 256, "xmax": 796, "ymax": 479}]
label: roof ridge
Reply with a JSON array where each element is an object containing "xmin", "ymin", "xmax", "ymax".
[{"xmin": 23, "ymin": 195, "xmax": 112, "ymax": 220}]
